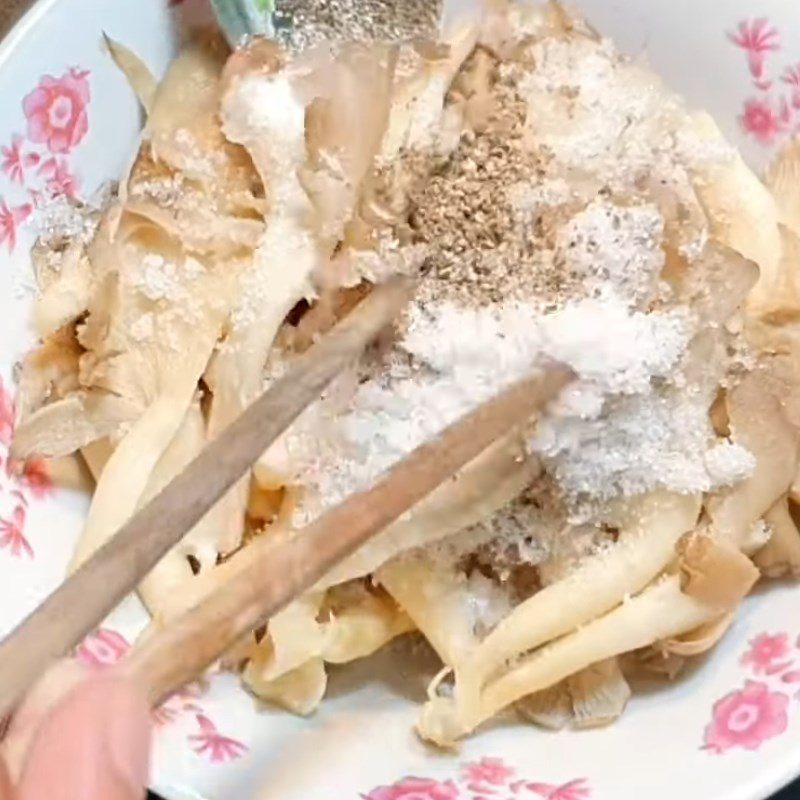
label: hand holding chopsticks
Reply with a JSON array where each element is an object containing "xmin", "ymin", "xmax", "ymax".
[
  {"xmin": 0, "ymin": 278, "xmax": 571, "ymax": 717},
  {"xmin": 0, "ymin": 279, "xmax": 411, "ymax": 718}
]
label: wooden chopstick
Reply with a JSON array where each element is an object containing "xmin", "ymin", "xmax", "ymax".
[
  {"xmin": 0, "ymin": 279, "xmax": 412, "ymax": 718},
  {"xmin": 124, "ymin": 366, "xmax": 572, "ymax": 707}
]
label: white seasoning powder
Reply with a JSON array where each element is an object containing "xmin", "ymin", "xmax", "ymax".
[
  {"xmin": 224, "ymin": 75, "xmax": 306, "ymax": 157},
  {"xmin": 704, "ymin": 440, "xmax": 757, "ymax": 487},
  {"xmin": 537, "ymin": 296, "xmax": 691, "ymax": 395},
  {"xmin": 36, "ymin": 196, "xmax": 93, "ymax": 244},
  {"xmin": 223, "ymin": 72, "xmax": 319, "ymax": 334},
  {"xmin": 533, "ymin": 389, "xmax": 721, "ymax": 512},
  {"xmin": 515, "ymin": 35, "xmax": 716, "ymax": 194},
  {"xmin": 172, "ymin": 128, "xmax": 219, "ymax": 178},
  {"xmin": 508, "ymin": 178, "xmax": 573, "ymax": 217},
  {"xmin": 231, "ymin": 215, "xmax": 317, "ymax": 331},
  {"xmin": 129, "ymin": 312, "xmax": 155, "ymax": 343},
  {"xmin": 556, "ymin": 201, "xmax": 665, "ymax": 304},
  {"xmin": 402, "ymin": 302, "xmax": 542, "ymax": 377},
  {"xmin": 287, "ymin": 293, "xmax": 743, "ymax": 524},
  {"xmin": 130, "ymin": 175, "xmax": 184, "ymax": 207},
  {"xmin": 135, "ymin": 254, "xmax": 184, "ymax": 302},
  {"xmin": 245, "ymin": 20, "xmax": 755, "ymax": 532},
  {"xmin": 125, "ymin": 252, "xmax": 208, "ymax": 308}
]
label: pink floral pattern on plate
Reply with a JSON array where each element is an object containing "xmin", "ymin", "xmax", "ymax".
[
  {"xmin": 728, "ymin": 17, "xmax": 800, "ymax": 146},
  {"xmin": 0, "ymin": 493, "xmax": 31, "ymax": 558},
  {"xmin": 0, "ymin": 68, "xmax": 88, "ymax": 252},
  {"xmin": 703, "ymin": 632, "xmax": 800, "ymax": 754},
  {"xmin": 1, "ymin": 5, "xmax": 799, "ymax": 797},
  {"xmin": 75, "ymin": 627, "xmax": 248, "ymax": 763},
  {"xmin": 188, "ymin": 714, "xmax": 248, "ymax": 763},
  {"xmin": 0, "ymin": 201, "xmax": 32, "ymax": 253},
  {"xmin": 76, "ymin": 627, "xmax": 131, "ymax": 668},
  {"xmin": 363, "ymin": 760, "xmax": 590, "ymax": 800},
  {"xmin": 0, "ymin": 379, "xmax": 55, "ymax": 560},
  {"xmin": 22, "ymin": 70, "xmax": 89, "ymax": 155}
]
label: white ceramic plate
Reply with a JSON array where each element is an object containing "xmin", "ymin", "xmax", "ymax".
[{"xmin": 2, "ymin": 1, "xmax": 800, "ymax": 798}]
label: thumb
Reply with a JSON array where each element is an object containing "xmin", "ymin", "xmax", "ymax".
[{"xmin": 17, "ymin": 674, "xmax": 151, "ymax": 800}]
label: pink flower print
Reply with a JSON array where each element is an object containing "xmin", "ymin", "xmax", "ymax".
[
  {"xmin": 0, "ymin": 137, "xmax": 23, "ymax": 183},
  {"xmin": 0, "ymin": 377, "xmax": 15, "ymax": 447},
  {"xmin": 462, "ymin": 758, "xmax": 514, "ymax": 785},
  {"xmin": 704, "ymin": 680, "xmax": 789, "ymax": 754},
  {"xmin": 462, "ymin": 758, "xmax": 515, "ymax": 792},
  {"xmin": 0, "ymin": 199, "xmax": 33, "ymax": 253},
  {"xmin": 741, "ymin": 633, "xmax": 791, "ymax": 674},
  {"xmin": 152, "ymin": 701, "xmax": 181, "ymax": 728},
  {"xmin": 189, "ymin": 714, "xmax": 247, "ymax": 763},
  {"xmin": 739, "ymin": 97, "xmax": 790, "ymax": 144},
  {"xmin": 7, "ymin": 455, "xmax": 54, "ymax": 499},
  {"xmin": 524, "ymin": 779, "xmax": 591, "ymax": 800},
  {"xmin": 76, "ymin": 628, "xmax": 129, "ymax": 668},
  {"xmin": 23, "ymin": 68, "xmax": 90, "ymax": 154},
  {"xmin": 728, "ymin": 18, "xmax": 780, "ymax": 81},
  {"xmin": 0, "ymin": 502, "xmax": 32, "ymax": 559},
  {"xmin": 38, "ymin": 157, "xmax": 80, "ymax": 199},
  {"xmin": 1, "ymin": 135, "xmax": 39, "ymax": 184},
  {"xmin": 152, "ymin": 682, "xmax": 205, "ymax": 727},
  {"xmin": 764, "ymin": 660, "xmax": 795, "ymax": 677},
  {"xmin": 17, "ymin": 458, "xmax": 53, "ymax": 499},
  {"xmin": 363, "ymin": 777, "xmax": 460, "ymax": 800},
  {"xmin": 782, "ymin": 64, "xmax": 800, "ymax": 109}
]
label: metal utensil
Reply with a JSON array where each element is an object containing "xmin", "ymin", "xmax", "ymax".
[
  {"xmin": 209, "ymin": 0, "xmax": 274, "ymax": 46},
  {"xmin": 210, "ymin": 0, "xmax": 442, "ymax": 50}
]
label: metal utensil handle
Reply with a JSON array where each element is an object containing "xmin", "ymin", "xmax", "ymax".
[{"xmin": 210, "ymin": 0, "xmax": 275, "ymax": 46}]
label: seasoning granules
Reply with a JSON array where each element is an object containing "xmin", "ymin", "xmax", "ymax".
[
  {"xmin": 229, "ymin": 16, "xmax": 755, "ymax": 540},
  {"xmin": 391, "ymin": 49, "xmax": 584, "ymax": 308},
  {"xmin": 273, "ymin": 0, "xmax": 441, "ymax": 52}
]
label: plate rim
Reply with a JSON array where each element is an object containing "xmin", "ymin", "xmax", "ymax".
[{"xmin": 1, "ymin": 2, "xmax": 800, "ymax": 799}]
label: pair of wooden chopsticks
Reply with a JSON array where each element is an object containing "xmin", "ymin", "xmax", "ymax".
[{"xmin": 0, "ymin": 279, "xmax": 570, "ymax": 716}]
